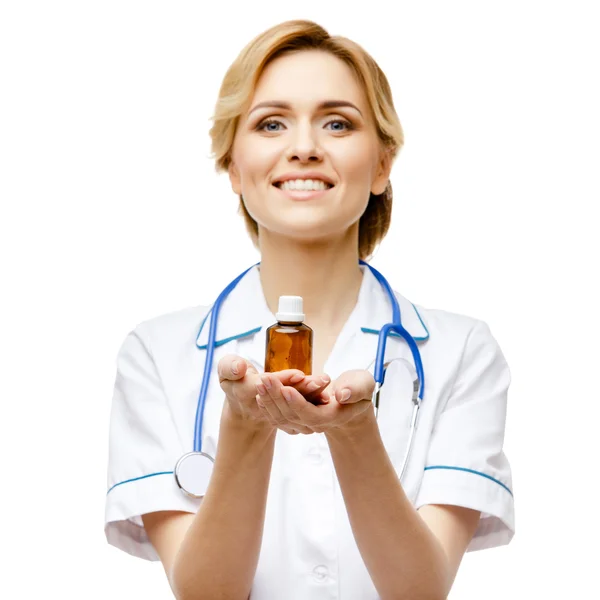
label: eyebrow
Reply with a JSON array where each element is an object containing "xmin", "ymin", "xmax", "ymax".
[{"xmin": 248, "ymin": 100, "xmax": 363, "ymax": 117}]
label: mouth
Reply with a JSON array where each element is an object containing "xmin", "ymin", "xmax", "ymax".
[
  {"xmin": 272, "ymin": 179, "xmax": 335, "ymax": 192},
  {"xmin": 272, "ymin": 180, "xmax": 335, "ymax": 201}
]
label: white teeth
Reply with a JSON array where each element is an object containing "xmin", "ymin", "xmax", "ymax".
[{"xmin": 279, "ymin": 179, "xmax": 330, "ymax": 191}]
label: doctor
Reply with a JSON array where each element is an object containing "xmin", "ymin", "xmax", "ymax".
[{"xmin": 105, "ymin": 19, "xmax": 515, "ymax": 600}]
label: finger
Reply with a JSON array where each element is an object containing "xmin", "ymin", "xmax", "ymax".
[
  {"xmin": 263, "ymin": 373, "xmax": 304, "ymax": 424},
  {"xmin": 219, "ymin": 356, "xmax": 261, "ymax": 407},
  {"xmin": 311, "ymin": 388, "xmax": 332, "ymax": 406},
  {"xmin": 257, "ymin": 405, "xmax": 311, "ymax": 435},
  {"xmin": 279, "ymin": 384, "xmax": 324, "ymax": 426},
  {"xmin": 218, "ymin": 354, "xmax": 254, "ymax": 383},
  {"xmin": 331, "ymin": 370, "xmax": 375, "ymax": 405},
  {"xmin": 256, "ymin": 374, "xmax": 289, "ymax": 427},
  {"xmin": 293, "ymin": 374, "xmax": 331, "ymax": 403},
  {"xmin": 273, "ymin": 369, "xmax": 306, "ymax": 386},
  {"xmin": 258, "ymin": 409, "xmax": 311, "ymax": 435},
  {"xmin": 255, "ymin": 390, "xmax": 309, "ymax": 435},
  {"xmin": 255, "ymin": 396, "xmax": 280, "ymax": 429}
]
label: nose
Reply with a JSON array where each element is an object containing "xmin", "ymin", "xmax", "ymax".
[{"xmin": 285, "ymin": 122, "xmax": 324, "ymax": 163}]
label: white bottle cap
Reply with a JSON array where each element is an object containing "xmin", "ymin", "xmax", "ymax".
[{"xmin": 276, "ymin": 296, "xmax": 304, "ymax": 323}]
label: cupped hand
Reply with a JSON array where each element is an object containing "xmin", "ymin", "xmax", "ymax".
[
  {"xmin": 255, "ymin": 369, "xmax": 376, "ymax": 435},
  {"xmin": 218, "ymin": 354, "xmax": 331, "ymax": 432}
]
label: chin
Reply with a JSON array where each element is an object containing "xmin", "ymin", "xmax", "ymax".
[{"xmin": 263, "ymin": 219, "xmax": 356, "ymax": 244}]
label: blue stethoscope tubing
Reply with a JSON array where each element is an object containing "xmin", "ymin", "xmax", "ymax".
[
  {"xmin": 360, "ymin": 261, "xmax": 424, "ymax": 481},
  {"xmin": 175, "ymin": 260, "xmax": 425, "ymax": 497},
  {"xmin": 193, "ymin": 263, "xmax": 257, "ymax": 453}
]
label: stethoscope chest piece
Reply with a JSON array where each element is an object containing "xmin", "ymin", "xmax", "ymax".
[{"xmin": 174, "ymin": 451, "xmax": 215, "ymax": 498}]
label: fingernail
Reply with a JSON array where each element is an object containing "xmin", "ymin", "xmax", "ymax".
[
  {"xmin": 339, "ymin": 389, "xmax": 351, "ymax": 402},
  {"xmin": 256, "ymin": 383, "xmax": 267, "ymax": 395},
  {"xmin": 282, "ymin": 388, "xmax": 293, "ymax": 402},
  {"xmin": 261, "ymin": 375, "xmax": 272, "ymax": 389},
  {"xmin": 231, "ymin": 360, "xmax": 240, "ymax": 375},
  {"xmin": 307, "ymin": 381, "xmax": 320, "ymax": 392},
  {"xmin": 290, "ymin": 372, "xmax": 304, "ymax": 383},
  {"xmin": 321, "ymin": 375, "xmax": 331, "ymax": 384}
]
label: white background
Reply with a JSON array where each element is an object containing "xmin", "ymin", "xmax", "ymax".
[{"xmin": 1, "ymin": 1, "xmax": 598, "ymax": 598}]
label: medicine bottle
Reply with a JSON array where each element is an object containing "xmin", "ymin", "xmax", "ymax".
[{"xmin": 264, "ymin": 296, "xmax": 313, "ymax": 375}]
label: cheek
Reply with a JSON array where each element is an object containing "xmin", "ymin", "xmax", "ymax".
[
  {"xmin": 331, "ymin": 140, "xmax": 378, "ymax": 184},
  {"xmin": 234, "ymin": 139, "xmax": 281, "ymax": 185}
]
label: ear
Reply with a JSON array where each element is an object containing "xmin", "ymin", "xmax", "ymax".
[
  {"xmin": 371, "ymin": 149, "xmax": 392, "ymax": 196},
  {"xmin": 228, "ymin": 161, "xmax": 241, "ymax": 195}
]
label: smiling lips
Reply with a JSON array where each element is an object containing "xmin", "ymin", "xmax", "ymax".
[
  {"xmin": 276, "ymin": 179, "xmax": 331, "ymax": 191},
  {"xmin": 273, "ymin": 171, "xmax": 334, "ymax": 186},
  {"xmin": 273, "ymin": 179, "xmax": 334, "ymax": 200},
  {"xmin": 272, "ymin": 174, "xmax": 335, "ymax": 198}
]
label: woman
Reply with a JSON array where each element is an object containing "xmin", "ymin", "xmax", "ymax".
[{"xmin": 105, "ymin": 19, "xmax": 515, "ymax": 599}]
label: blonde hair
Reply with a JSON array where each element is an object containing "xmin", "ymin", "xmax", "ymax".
[{"xmin": 209, "ymin": 20, "xmax": 404, "ymax": 260}]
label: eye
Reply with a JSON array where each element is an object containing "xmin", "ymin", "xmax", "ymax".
[
  {"xmin": 255, "ymin": 117, "xmax": 354, "ymax": 133},
  {"xmin": 326, "ymin": 119, "xmax": 354, "ymax": 132},
  {"xmin": 256, "ymin": 118, "xmax": 284, "ymax": 132}
]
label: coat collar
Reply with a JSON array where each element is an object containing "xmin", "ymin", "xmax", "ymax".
[
  {"xmin": 195, "ymin": 264, "xmax": 271, "ymax": 350},
  {"xmin": 196, "ymin": 264, "xmax": 429, "ymax": 351},
  {"xmin": 356, "ymin": 264, "xmax": 429, "ymax": 343}
]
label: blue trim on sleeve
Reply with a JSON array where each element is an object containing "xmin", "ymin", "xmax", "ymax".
[
  {"xmin": 424, "ymin": 465, "xmax": 513, "ymax": 497},
  {"xmin": 106, "ymin": 471, "xmax": 174, "ymax": 495}
]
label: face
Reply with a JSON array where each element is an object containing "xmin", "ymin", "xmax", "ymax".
[{"xmin": 228, "ymin": 50, "xmax": 391, "ymax": 246}]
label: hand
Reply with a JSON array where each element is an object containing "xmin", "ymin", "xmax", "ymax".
[
  {"xmin": 218, "ymin": 354, "xmax": 331, "ymax": 432},
  {"xmin": 255, "ymin": 369, "xmax": 376, "ymax": 435}
]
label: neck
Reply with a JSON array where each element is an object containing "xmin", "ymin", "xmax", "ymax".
[{"xmin": 257, "ymin": 226, "xmax": 364, "ymax": 330}]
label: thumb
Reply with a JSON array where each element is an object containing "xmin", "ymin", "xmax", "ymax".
[
  {"xmin": 218, "ymin": 354, "xmax": 254, "ymax": 383},
  {"xmin": 332, "ymin": 369, "xmax": 375, "ymax": 404}
]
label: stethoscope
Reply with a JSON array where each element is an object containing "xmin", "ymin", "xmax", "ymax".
[{"xmin": 174, "ymin": 260, "xmax": 425, "ymax": 498}]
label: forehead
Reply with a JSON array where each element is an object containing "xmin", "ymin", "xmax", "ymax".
[{"xmin": 252, "ymin": 50, "xmax": 367, "ymax": 110}]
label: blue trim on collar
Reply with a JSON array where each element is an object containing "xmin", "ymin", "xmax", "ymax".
[
  {"xmin": 424, "ymin": 465, "xmax": 513, "ymax": 497},
  {"xmin": 361, "ymin": 304, "xmax": 430, "ymax": 342},
  {"xmin": 197, "ymin": 327, "xmax": 262, "ymax": 350},
  {"xmin": 195, "ymin": 309, "xmax": 211, "ymax": 345},
  {"xmin": 412, "ymin": 305, "xmax": 430, "ymax": 338},
  {"xmin": 195, "ymin": 306, "xmax": 263, "ymax": 350},
  {"xmin": 196, "ymin": 298, "xmax": 429, "ymax": 348},
  {"xmin": 361, "ymin": 327, "xmax": 428, "ymax": 342}
]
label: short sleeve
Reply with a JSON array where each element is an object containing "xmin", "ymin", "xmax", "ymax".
[
  {"xmin": 104, "ymin": 326, "xmax": 201, "ymax": 561},
  {"xmin": 414, "ymin": 319, "xmax": 515, "ymax": 551}
]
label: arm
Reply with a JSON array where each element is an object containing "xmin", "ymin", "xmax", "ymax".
[
  {"xmin": 142, "ymin": 358, "xmax": 330, "ymax": 600},
  {"xmin": 325, "ymin": 411, "xmax": 480, "ymax": 600},
  {"xmin": 143, "ymin": 405, "xmax": 276, "ymax": 600},
  {"xmin": 253, "ymin": 369, "xmax": 481, "ymax": 599}
]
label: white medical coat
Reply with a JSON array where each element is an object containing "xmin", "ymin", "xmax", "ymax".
[{"xmin": 105, "ymin": 264, "xmax": 515, "ymax": 599}]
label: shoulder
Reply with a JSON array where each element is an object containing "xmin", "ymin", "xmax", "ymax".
[
  {"xmin": 400, "ymin": 291, "xmax": 490, "ymax": 346},
  {"xmin": 400, "ymin": 296, "xmax": 507, "ymax": 377},
  {"xmin": 418, "ymin": 303, "xmax": 487, "ymax": 335}
]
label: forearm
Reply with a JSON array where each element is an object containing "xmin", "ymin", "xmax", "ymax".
[
  {"xmin": 326, "ymin": 411, "xmax": 450, "ymax": 600},
  {"xmin": 171, "ymin": 407, "xmax": 276, "ymax": 600}
]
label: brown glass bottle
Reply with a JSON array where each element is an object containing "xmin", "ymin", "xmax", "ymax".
[{"xmin": 264, "ymin": 295, "xmax": 313, "ymax": 375}]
